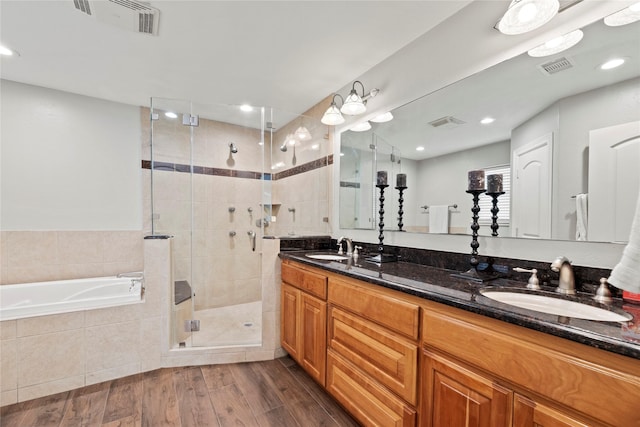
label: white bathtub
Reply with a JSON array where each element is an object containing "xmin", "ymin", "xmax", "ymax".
[{"xmin": 0, "ymin": 274, "xmax": 144, "ymax": 321}]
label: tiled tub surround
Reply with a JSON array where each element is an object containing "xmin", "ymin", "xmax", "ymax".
[
  {"xmin": 0, "ymin": 231, "xmax": 143, "ymax": 286},
  {"xmin": 0, "ymin": 237, "xmax": 286, "ymax": 407},
  {"xmin": 279, "ymin": 250, "xmax": 640, "ymax": 360}
]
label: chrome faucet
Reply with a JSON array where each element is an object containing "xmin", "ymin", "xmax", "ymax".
[
  {"xmin": 338, "ymin": 236, "xmax": 354, "ymax": 256},
  {"xmin": 550, "ymin": 256, "xmax": 576, "ymax": 295}
]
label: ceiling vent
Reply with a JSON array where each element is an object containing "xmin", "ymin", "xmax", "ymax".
[
  {"xmin": 538, "ymin": 56, "xmax": 575, "ymax": 76},
  {"xmin": 72, "ymin": 0, "xmax": 160, "ymax": 36},
  {"xmin": 429, "ymin": 116, "xmax": 466, "ymax": 128}
]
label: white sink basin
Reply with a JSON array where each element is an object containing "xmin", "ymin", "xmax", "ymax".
[
  {"xmin": 305, "ymin": 254, "xmax": 350, "ymax": 261},
  {"xmin": 480, "ymin": 290, "xmax": 632, "ymax": 322}
]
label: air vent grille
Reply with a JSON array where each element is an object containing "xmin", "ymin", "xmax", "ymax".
[
  {"xmin": 71, "ymin": 0, "xmax": 159, "ymax": 35},
  {"xmin": 429, "ymin": 116, "xmax": 466, "ymax": 128},
  {"xmin": 110, "ymin": 0, "xmax": 154, "ymax": 11},
  {"xmin": 538, "ymin": 57, "xmax": 575, "ymax": 75},
  {"xmin": 73, "ymin": 0, "xmax": 92, "ymax": 15}
]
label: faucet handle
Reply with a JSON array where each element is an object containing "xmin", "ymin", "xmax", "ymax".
[
  {"xmin": 337, "ymin": 242, "xmax": 343, "ymax": 255},
  {"xmin": 513, "ymin": 267, "xmax": 540, "ymax": 290},
  {"xmin": 594, "ymin": 278, "xmax": 613, "ymax": 304},
  {"xmin": 353, "ymin": 246, "xmax": 362, "ymax": 258}
]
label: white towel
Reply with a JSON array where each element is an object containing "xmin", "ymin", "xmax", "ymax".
[
  {"xmin": 575, "ymin": 193, "xmax": 588, "ymax": 241},
  {"xmin": 429, "ymin": 205, "xmax": 449, "ymax": 234},
  {"xmin": 608, "ymin": 189, "xmax": 640, "ymax": 293}
]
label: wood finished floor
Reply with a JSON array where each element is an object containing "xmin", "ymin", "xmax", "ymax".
[{"xmin": 0, "ymin": 357, "xmax": 360, "ymax": 427}]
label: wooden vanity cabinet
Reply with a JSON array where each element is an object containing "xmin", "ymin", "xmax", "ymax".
[
  {"xmin": 327, "ymin": 276, "xmax": 421, "ymax": 427},
  {"xmin": 420, "ymin": 300, "xmax": 640, "ymax": 427},
  {"xmin": 280, "ymin": 261, "xmax": 327, "ymax": 386}
]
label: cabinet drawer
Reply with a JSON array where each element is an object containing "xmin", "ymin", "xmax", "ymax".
[
  {"xmin": 328, "ymin": 277, "xmax": 420, "ymax": 340},
  {"xmin": 422, "ymin": 305, "xmax": 640, "ymax": 427},
  {"xmin": 327, "ymin": 351, "xmax": 416, "ymax": 427},
  {"xmin": 329, "ymin": 306, "xmax": 418, "ymax": 405},
  {"xmin": 282, "ymin": 262, "xmax": 327, "ymax": 299}
]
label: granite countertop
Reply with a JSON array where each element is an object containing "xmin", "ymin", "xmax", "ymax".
[{"xmin": 280, "ymin": 250, "xmax": 640, "ymax": 360}]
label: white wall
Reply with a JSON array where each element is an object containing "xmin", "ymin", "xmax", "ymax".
[{"xmin": 1, "ymin": 80, "xmax": 142, "ymax": 231}]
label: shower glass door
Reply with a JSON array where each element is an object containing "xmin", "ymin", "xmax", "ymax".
[{"xmin": 150, "ymin": 98, "xmax": 265, "ymax": 348}]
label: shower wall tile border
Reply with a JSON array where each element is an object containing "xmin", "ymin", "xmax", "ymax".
[{"xmin": 141, "ymin": 154, "xmax": 333, "ymax": 182}]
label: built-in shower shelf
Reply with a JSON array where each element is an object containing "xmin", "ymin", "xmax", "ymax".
[{"xmin": 174, "ymin": 280, "xmax": 192, "ymax": 305}]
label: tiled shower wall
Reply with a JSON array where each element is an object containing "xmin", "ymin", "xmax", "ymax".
[
  {"xmin": 141, "ymin": 98, "xmax": 333, "ymax": 311},
  {"xmin": 141, "ymin": 107, "xmax": 264, "ymax": 311}
]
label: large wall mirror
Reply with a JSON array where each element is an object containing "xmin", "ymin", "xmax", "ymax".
[{"xmin": 339, "ymin": 17, "xmax": 640, "ymax": 244}]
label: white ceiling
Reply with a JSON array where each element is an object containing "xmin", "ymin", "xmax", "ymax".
[{"xmin": 0, "ymin": 0, "xmax": 470, "ymax": 122}]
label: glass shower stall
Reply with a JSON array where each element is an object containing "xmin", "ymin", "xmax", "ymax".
[{"xmin": 149, "ymin": 98, "xmax": 270, "ymax": 348}]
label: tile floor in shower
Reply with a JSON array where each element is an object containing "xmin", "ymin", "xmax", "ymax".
[{"xmin": 181, "ymin": 300, "xmax": 262, "ymax": 348}]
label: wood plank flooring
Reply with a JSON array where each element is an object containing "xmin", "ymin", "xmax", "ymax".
[{"xmin": 0, "ymin": 357, "xmax": 360, "ymax": 427}]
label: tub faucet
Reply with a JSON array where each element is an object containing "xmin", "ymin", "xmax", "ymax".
[
  {"xmin": 338, "ymin": 236, "xmax": 354, "ymax": 256},
  {"xmin": 550, "ymin": 256, "xmax": 576, "ymax": 295}
]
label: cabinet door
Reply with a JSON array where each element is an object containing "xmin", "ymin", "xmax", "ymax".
[
  {"xmin": 421, "ymin": 350, "xmax": 512, "ymax": 427},
  {"xmin": 513, "ymin": 395, "xmax": 590, "ymax": 427},
  {"xmin": 281, "ymin": 283, "xmax": 300, "ymax": 361},
  {"xmin": 300, "ymin": 292, "xmax": 327, "ymax": 386}
]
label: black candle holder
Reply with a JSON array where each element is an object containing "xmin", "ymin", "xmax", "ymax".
[
  {"xmin": 395, "ymin": 185, "xmax": 407, "ymax": 231},
  {"xmin": 486, "ymin": 191, "xmax": 505, "ymax": 237},
  {"xmin": 451, "ymin": 189, "xmax": 499, "ymax": 282},
  {"xmin": 366, "ymin": 184, "xmax": 398, "ymax": 264}
]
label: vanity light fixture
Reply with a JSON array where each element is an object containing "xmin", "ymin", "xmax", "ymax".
[
  {"xmin": 321, "ymin": 94, "xmax": 346, "ymax": 125},
  {"xmin": 370, "ymin": 112, "xmax": 394, "ymax": 123},
  {"xmin": 350, "ymin": 121, "xmax": 372, "ymax": 132},
  {"xmin": 497, "ymin": 0, "xmax": 559, "ymax": 35},
  {"xmin": 480, "ymin": 117, "xmax": 496, "ymax": 125},
  {"xmin": 240, "ymin": 104, "xmax": 253, "ymax": 112},
  {"xmin": 341, "ymin": 81, "xmax": 368, "ymax": 115},
  {"xmin": 165, "ymin": 111, "xmax": 178, "ymax": 119},
  {"xmin": 600, "ymin": 58, "xmax": 626, "ymax": 70},
  {"xmin": 527, "ymin": 29, "xmax": 583, "ymax": 57},
  {"xmin": 604, "ymin": 2, "xmax": 640, "ymax": 26},
  {"xmin": 321, "ymin": 81, "xmax": 380, "ymax": 126}
]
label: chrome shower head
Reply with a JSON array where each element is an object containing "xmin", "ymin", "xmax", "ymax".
[
  {"xmin": 280, "ymin": 142, "xmax": 288, "ymax": 152},
  {"xmin": 229, "ymin": 142, "xmax": 238, "ymax": 154}
]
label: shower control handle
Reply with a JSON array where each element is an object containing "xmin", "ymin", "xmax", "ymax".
[{"xmin": 248, "ymin": 230, "xmax": 256, "ymax": 251}]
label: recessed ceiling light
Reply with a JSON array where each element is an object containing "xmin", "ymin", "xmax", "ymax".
[
  {"xmin": 600, "ymin": 58, "xmax": 626, "ymax": 70},
  {"xmin": 240, "ymin": 104, "xmax": 253, "ymax": 112},
  {"xmin": 340, "ymin": 152, "xmax": 345, "ymax": 156},
  {"xmin": 0, "ymin": 45, "xmax": 18, "ymax": 56},
  {"xmin": 311, "ymin": 144, "xmax": 320, "ymax": 150},
  {"xmin": 527, "ymin": 29, "xmax": 584, "ymax": 57},
  {"xmin": 416, "ymin": 146, "xmax": 425, "ymax": 152},
  {"xmin": 604, "ymin": 3, "xmax": 640, "ymax": 26},
  {"xmin": 370, "ymin": 112, "xmax": 394, "ymax": 123},
  {"xmin": 480, "ymin": 117, "xmax": 496, "ymax": 125},
  {"xmin": 164, "ymin": 112, "xmax": 177, "ymax": 119}
]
